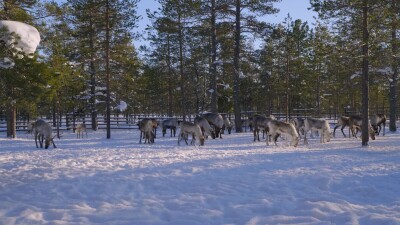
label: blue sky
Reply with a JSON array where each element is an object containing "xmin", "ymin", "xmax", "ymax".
[
  {"xmin": 54, "ymin": 0, "xmax": 317, "ymax": 48},
  {"xmin": 135, "ymin": 0, "xmax": 317, "ymax": 48}
]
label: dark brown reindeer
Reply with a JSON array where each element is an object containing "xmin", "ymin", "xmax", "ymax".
[
  {"xmin": 333, "ymin": 116, "xmax": 350, "ymax": 138},
  {"xmin": 370, "ymin": 113, "xmax": 386, "ymax": 136},
  {"xmin": 33, "ymin": 119, "xmax": 57, "ymax": 149},
  {"xmin": 202, "ymin": 113, "xmax": 224, "ymax": 139}
]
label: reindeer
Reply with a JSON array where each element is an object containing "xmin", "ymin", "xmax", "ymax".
[
  {"xmin": 253, "ymin": 114, "xmax": 276, "ymax": 142},
  {"xmin": 266, "ymin": 120, "xmax": 300, "ymax": 147},
  {"xmin": 222, "ymin": 116, "xmax": 233, "ymax": 134},
  {"xmin": 194, "ymin": 116, "xmax": 214, "ymax": 138},
  {"xmin": 303, "ymin": 118, "xmax": 331, "ymax": 144},
  {"xmin": 289, "ymin": 117, "xmax": 305, "ymax": 137},
  {"xmin": 33, "ymin": 119, "xmax": 57, "ymax": 149},
  {"xmin": 161, "ymin": 118, "xmax": 178, "ymax": 137},
  {"xmin": 27, "ymin": 121, "xmax": 35, "ymax": 134},
  {"xmin": 349, "ymin": 115, "xmax": 376, "ymax": 140},
  {"xmin": 139, "ymin": 118, "xmax": 157, "ymax": 144},
  {"xmin": 76, "ymin": 123, "xmax": 88, "ymax": 138},
  {"xmin": 241, "ymin": 118, "xmax": 251, "ymax": 132},
  {"xmin": 370, "ymin": 113, "xmax": 386, "ymax": 136},
  {"xmin": 178, "ymin": 121, "xmax": 205, "ymax": 146},
  {"xmin": 333, "ymin": 116, "xmax": 350, "ymax": 138},
  {"xmin": 202, "ymin": 113, "xmax": 224, "ymax": 139}
]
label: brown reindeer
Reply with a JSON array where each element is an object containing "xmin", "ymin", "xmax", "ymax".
[
  {"xmin": 333, "ymin": 116, "xmax": 350, "ymax": 138},
  {"xmin": 370, "ymin": 113, "xmax": 386, "ymax": 136},
  {"xmin": 349, "ymin": 115, "xmax": 376, "ymax": 140},
  {"xmin": 33, "ymin": 119, "xmax": 57, "ymax": 149},
  {"xmin": 139, "ymin": 118, "xmax": 158, "ymax": 144}
]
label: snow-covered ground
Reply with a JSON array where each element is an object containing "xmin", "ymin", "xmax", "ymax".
[{"xmin": 0, "ymin": 128, "xmax": 399, "ymax": 225}]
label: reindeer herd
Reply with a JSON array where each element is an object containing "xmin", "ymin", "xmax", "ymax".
[
  {"xmin": 137, "ymin": 112, "xmax": 386, "ymax": 147},
  {"xmin": 27, "ymin": 112, "xmax": 387, "ymax": 149}
]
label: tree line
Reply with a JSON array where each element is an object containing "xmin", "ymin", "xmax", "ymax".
[{"xmin": 1, "ymin": 0, "xmax": 398, "ymax": 145}]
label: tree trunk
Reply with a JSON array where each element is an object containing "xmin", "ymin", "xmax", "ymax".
[
  {"xmin": 105, "ymin": 0, "xmax": 111, "ymax": 139},
  {"xmin": 6, "ymin": 100, "xmax": 16, "ymax": 138},
  {"xmin": 167, "ymin": 34, "xmax": 173, "ymax": 117},
  {"xmin": 177, "ymin": 6, "xmax": 186, "ymax": 121},
  {"xmin": 233, "ymin": 0, "xmax": 242, "ymax": 132},
  {"xmin": 210, "ymin": 0, "xmax": 218, "ymax": 113},
  {"xmin": 361, "ymin": 0, "xmax": 369, "ymax": 146},
  {"xmin": 89, "ymin": 15, "xmax": 98, "ymax": 131},
  {"xmin": 390, "ymin": 0, "xmax": 398, "ymax": 132}
]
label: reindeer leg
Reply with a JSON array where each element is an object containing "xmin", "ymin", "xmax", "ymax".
[
  {"xmin": 35, "ymin": 133, "xmax": 39, "ymax": 148},
  {"xmin": 40, "ymin": 135, "xmax": 44, "ymax": 148},
  {"xmin": 184, "ymin": 134, "xmax": 189, "ymax": 145},
  {"xmin": 383, "ymin": 123, "xmax": 385, "ymax": 136},
  {"xmin": 178, "ymin": 132, "xmax": 181, "ymax": 145},
  {"xmin": 139, "ymin": 130, "xmax": 143, "ymax": 144},
  {"xmin": 341, "ymin": 125, "xmax": 346, "ymax": 137},
  {"xmin": 304, "ymin": 130, "xmax": 308, "ymax": 144},
  {"xmin": 273, "ymin": 134, "xmax": 280, "ymax": 146},
  {"xmin": 320, "ymin": 131, "xmax": 324, "ymax": 143},
  {"xmin": 333, "ymin": 125, "xmax": 339, "ymax": 137}
]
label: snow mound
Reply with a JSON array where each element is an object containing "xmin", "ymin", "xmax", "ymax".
[{"xmin": 0, "ymin": 20, "xmax": 40, "ymax": 69}]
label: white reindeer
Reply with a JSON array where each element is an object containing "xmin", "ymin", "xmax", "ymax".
[
  {"xmin": 304, "ymin": 118, "xmax": 331, "ymax": 144},
  {"xmin": 194, "ymin": 116, "xmax": 214, "ymax": 138},
  {"xmin": 202, "ymin": 113, "xmax": 224, "ymax": 139},
  {"xmin": 33, "ymin": 119, "xmax": 57, "ymax": 149},
  {"xmin": 289, "ymin": 117, "xmax": 305, "ymax": 137},
  {"xmin": 178, "ymin": 121, "xmax": 205, "ymax": 146},
  {"xmin": 253, "ymin": 114, "xmax": 276, "ymax": 142},
  {"xmin": 76, "ymin": 123, "xmax": 88, "ymax": 139},
  {"xmin": 222, "ymin": 116, "xmax": 233, "ymax": 134},
  {"xmin": 267, "ymin": 120, "xmax": 300, "ymax": 147},
  {"xmin": 161, "ymin": 118, "xmax": 178, "ymax": 137}
]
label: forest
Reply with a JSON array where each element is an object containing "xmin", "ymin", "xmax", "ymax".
[{"xmin": 0, "ymin": 0, "xmax": 399, "ymax": 144}]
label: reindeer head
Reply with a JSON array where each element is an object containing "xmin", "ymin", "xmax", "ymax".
[
  {"xmin": 369, "ymin": 127, "xmax": 376, "ymax": 140},
  {"xmin": 291, "ymin": 136, "xmax": 300, "ymax": 147},
  {"xmin": 45, "ymin": 135, "xmax": 57, "ymax": 149},
  {"xmin": 199, "ymin": 136, "xmax": 205, "ymax": 146}
]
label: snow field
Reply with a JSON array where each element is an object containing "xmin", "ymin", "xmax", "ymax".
[{"xmin": 0, "ymin": 128, "xmax": 399, "ymax": 225}]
